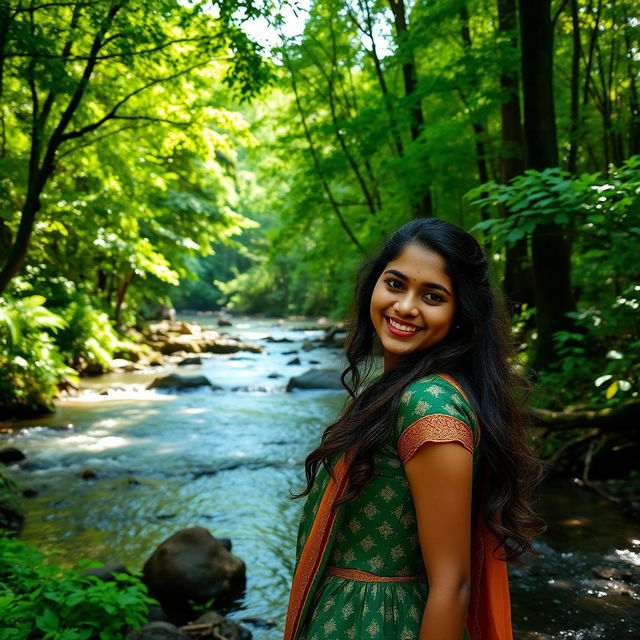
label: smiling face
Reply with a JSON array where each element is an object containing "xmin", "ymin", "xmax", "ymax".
[{"xmin": 369, "ymin": 242, "xmax": 457, "ymax": 370}]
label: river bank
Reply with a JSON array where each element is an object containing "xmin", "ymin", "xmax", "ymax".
[{"xmin": 1, "ymin": 315, "xmax": 638, "ymax": 639}]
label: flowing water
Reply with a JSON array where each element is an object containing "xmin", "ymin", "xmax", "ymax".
[{"xmin": 1, "ymin": 316, "xmax": 638, "ymax": 639}]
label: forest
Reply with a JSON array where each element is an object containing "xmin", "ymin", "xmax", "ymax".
[{"xmin": 0, "ymin": 0, "xmax": 639, "ymax": 636}]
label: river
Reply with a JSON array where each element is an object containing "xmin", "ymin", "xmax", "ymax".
[{"xmin": 1, "ymin": 316, "xmax": 638, "ymax": 639}]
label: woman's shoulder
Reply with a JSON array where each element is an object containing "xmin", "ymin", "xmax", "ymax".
[
  {"xmin": 399, "ymin": 374, "xmax": 473, "ymax": 417},
  {"xmin": 394, "ymin": 374, "xmax": 479, "ymax": 461}
]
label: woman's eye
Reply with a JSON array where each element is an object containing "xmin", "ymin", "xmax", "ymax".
[
  {"xmin": 423, "ymin": 291, "xmax": 444, "ymax": 303},
  {"xmin": 385, "ymin": 278, "xmax": 404, "ymax": 290}
]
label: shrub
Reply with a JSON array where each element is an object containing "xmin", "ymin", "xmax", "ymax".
[
  {"xmin": 0, "ymin": 536, "xmax": 154, "ymax": 639},
  {"xmin": 0, "ymin": 296, "xmax": 77, "ymax": 417},
  {"xmin": 54, "ymin": 295, "xmax": 119, "ymax": 373}
]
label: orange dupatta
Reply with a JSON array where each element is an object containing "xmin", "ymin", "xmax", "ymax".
[{"xmin": 283, "ymin": 454, "xmax": 352, "ymax": 640}]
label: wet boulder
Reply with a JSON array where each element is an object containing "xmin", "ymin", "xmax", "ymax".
[
  {"xmin": 201, "ymin": 339, "xmax": 263, "ymax": 355},
  {"xmin": 177, "ymin": 356, "xmax": 203, "ymax": 366},
  {"xmin": 0, "ymin": 471, "xmax": 24, "ymax": 533},
  {"xmin": 142, "ymin": 527, "xmax": 246, "ymax": 624},
  {"xmin": 111, "ymin": 358, "xmax": 142, "ymax": 372},
  {"xmin": 177, "ymin": 322, "xmax": 200, "ymax": 336},
  {"xmin": 160, "ymin": 336, "xmax": 201, "ymax": 355},
  {"xmin": 286, "ymin": 368, "xmax": 343, "ymax": 392},
  {"xmin": 322, "ymin": 326, "xmax": 347, "ymax": 348},
  {"xmin": 0, "ymin": 447, "xmax": 26, "ymax": 465},
  {"xmin": 147, "ymin": 374, "xmax": 217, "ymax": 392}
]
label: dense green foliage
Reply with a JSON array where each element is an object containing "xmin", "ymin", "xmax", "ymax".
[
  {"xmin": 0, "ymin": 0, "xmax": 270, "ymax": 415},
  {"xmin": 0, "ymin": 536, "xmax": 154, "ymax": 639},
  {"xmin": 472, "ymin": 158, "xmax": 640, "ymax": 405},
  {"xmin": 0, "ymin": 0, "xmax": 638, "ymax": 424}
]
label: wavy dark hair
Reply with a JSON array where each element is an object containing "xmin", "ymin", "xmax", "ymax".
[{"xmin": 296, "ymin": 218, "xmax": 546, "ymax": 562}]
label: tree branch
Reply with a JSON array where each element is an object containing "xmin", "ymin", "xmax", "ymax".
[
  {"xmin": 551, "ymin": 0, "xmax": 570, "ymax": 29},
  {"xmin": 12, "ymin": 1, "xmax": 101, "ymax": 13},
  {"xmin": 2, "ymin": 36, "xmax": 213, "ymax": 60},
  {"xmin": 56, "ymin": 122, "xmax": 153, "ymax": 158},
  {"xmin": 59, "ymin": 61, "xmax": 205, "ymax": 143}
]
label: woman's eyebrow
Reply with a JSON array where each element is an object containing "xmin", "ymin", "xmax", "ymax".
[{"xmin": 384, "ymin": 269, "xmax": 452, "ymax": 297}]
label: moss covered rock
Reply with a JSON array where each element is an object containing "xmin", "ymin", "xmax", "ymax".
[{"xmin": 0, "ymin": 470, "xmax": 24, "ymax": 533}]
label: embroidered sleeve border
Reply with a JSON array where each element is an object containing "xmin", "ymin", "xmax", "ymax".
[{"xmin": 398, "ymin": 414, "xmax": 474, "ymax": 464}]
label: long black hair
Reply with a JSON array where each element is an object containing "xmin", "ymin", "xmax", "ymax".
[{"xmin": 296, "ymin": 218, "xmax": 546, "ymax": 562}]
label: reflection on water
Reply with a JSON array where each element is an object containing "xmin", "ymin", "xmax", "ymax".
[{"xmin": 2, "ymin": 317, "xmax": 638, "ymax": 639}]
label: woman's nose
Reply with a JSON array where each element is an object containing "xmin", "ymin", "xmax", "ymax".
[{"xmin": 393, "ymin": 296, "xmax": 419, "ymax": 316}]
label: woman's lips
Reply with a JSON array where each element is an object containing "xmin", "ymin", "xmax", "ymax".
[{"xmin": 385, "ymin": 316, "xmax": 422, "ymax": 337}]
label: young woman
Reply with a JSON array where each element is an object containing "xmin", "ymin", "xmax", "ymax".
[{"xmin": 283, "ymin": 218, "xmax": 545, "ymax": 640}]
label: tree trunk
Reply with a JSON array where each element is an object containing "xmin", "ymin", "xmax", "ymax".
[
  {"xmin": 566, "ymin": 0, "xmax": 581, "ymax": 174},
  {"xmin": 114, "ymin": 271, "xmax": 135, "ymax": 324},
  {"xmin": 458, "ymin": 5, "xmax": 490, "ymax": 216},
  {"xmin": 622, "ymin": 4, "xmax": 640, "ymax": 155},
  {"xmin": 388, "ymin": 0, "xmax": 433, "ymax": 217},
  {"xmin": 518, "ymin": 0, "xmax": 575, "ymax": 369},
  {"xmin": 497, "ymin": 0, "xmax": 534, "ymax": 309}
]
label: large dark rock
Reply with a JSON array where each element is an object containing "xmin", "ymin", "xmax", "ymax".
[
  {"xmin": 0, "ymin": 447, "xmax": 26, "ymax": 465},
  {"xmin": 177, "ymin": 356, "xmax": 203, "ymax": 366},
  {"xmin": 147, "ymin": 374, "xmax": 217, "ymax": 391},
  {"xmin": 322, "ymin": 326, "xmax": 347, "ymax": 348},
  {"xmin": 127, "ymin": 621, "xmax": 188, "ymax": 640},
  {"xmin": 142, "ymin": 527, "xmax": 246, "ymax": 624},
  {"xmin": 201, "ymin": 340, "xmax": 263, "ymax": 355},
  {"xmin": 286, "ymin": 368, "xmax": 343, "ymax": 392}
]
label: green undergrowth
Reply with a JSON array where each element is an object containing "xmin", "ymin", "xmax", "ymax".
[{"xmin": 0, "ymin": 536, "xmax": 155, "ymax": 639}]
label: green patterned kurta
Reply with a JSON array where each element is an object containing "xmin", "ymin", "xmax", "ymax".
[{"xmin": 294, "ymin": 375, "xmax": 479, "ymax": 640}]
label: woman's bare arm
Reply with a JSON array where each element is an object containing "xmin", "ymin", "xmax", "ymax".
[{"xmin": 405, "ymin": 442, "xmax": 473, "ymax": 640}]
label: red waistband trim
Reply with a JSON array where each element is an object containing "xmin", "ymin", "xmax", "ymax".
[{"xmin": 325, "ymin": 566, "xmax": 426, "ymax": 582}]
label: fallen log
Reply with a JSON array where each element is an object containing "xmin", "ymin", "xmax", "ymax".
[{"xmin": 531, "ymin": 401, "xmax": 640, "ymax": 433}]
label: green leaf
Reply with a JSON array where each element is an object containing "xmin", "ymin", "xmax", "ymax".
[{"xmin": 35, "ymin": 608, "xmax": 60, "ymax": 633}]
